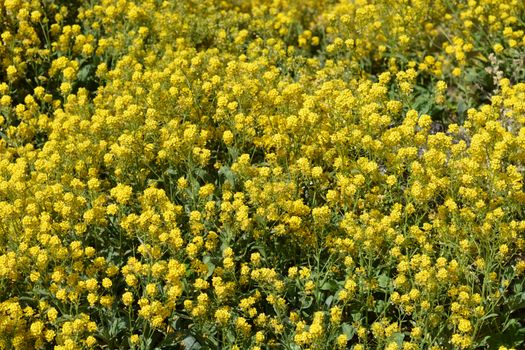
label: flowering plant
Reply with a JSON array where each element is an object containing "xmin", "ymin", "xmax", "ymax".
[{"xmin": 1, "ymin": 0, "xmax": 525, "ymax": 349}]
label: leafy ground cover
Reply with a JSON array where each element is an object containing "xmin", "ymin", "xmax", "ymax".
[{"xmin": 1, "ymin": 0, "xmax": 525, "ymax": 349}]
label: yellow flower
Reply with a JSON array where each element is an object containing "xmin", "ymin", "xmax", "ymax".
[
  {"xmin": 235, "ymin": 317, "xmax": 251, "ymax": 336},
  {"xmin": 110, "ymin": 184, "xmax": 133, "ymax": 204},
  {"xmin": 386, "ymin": 341, "xmax": 399, "ymax": 350},
  {"xmin": 87, "ymin": 293, "xmax": 98, "ymax": 306},
  {"xmin": 335, "ymin": 334, "xmax": 347, "ymax": 348},
  {"xmin": 255, "ymin": 331, "xmax": 265, "ymax": 343},
  {"xmin": 60, "ymin": 82, "xmax": 72, "ymax": 94},
  {"xmin": 304, "ymin": 280, "xmax": 315, "ymax": 294},
  {"xmin": 215, "ymin": 307, "xmax": 231, "ymax": 325},
  {"xmin": 6, "ymin": 65, "xmax": 18, "ymax": 80},
  {"xmin": 223, "ymin": 130, "xmax": 234, "ymax": 145},
  {"xmin": 85, "ymin": 336, "xmax": 97, "ymax": 347},
  {"xmin": 122, "ymin": 292, "xmax": 134, "ymax": 306},
  {"xmin": 312, "ymin": 206, "xmax": 330, "ymax": 225},
  {"xmin": 493, "ymin": 43, "xmax": 504, "ymax": 53},
  {"xmin": 198, "ymin": 184, "xmax": 215, "ymax": 198},
  {"xmin": 457, "ymin": 318, "xmax": 472, "ymax": 333},
  {"xmin": 30, "ymin": 321, "xmax": 44, "ymax": 336},
  {"xmin": 45, "ymin": 330, "xmax": 56, "ymax": 342},
  {"xmin": 130, "ymin": 334, "xmax": 140, "ymax": 345},
  {"xmin": 145, "ymin": 283, "xmax": 157, "ymax": 296},
  {"xmin": 102, "ymin": 278, "xmax": 112, "ymax": 289}
]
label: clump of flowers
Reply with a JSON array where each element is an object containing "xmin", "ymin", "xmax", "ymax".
[{"xmin": 1, "ymin": 0, "xmax": 525, "ymax": 349}]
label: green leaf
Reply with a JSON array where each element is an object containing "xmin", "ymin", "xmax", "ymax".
[
  {"xmin": 351, "ymin": 312, "xmax": 362, "ymax": 322},
  {"xmin": 377, "ymin": 274, "xmax": 390, "ymax": 289},
  {"xmin": 374, "ymin": 300, "xmax": 389, "ymax": 314},
  {"xmin": 391, "ymin": 332, "xmax": 405, "ymax": 345},
  {"xmin": 218, "ymin": 165, "xmax": 236, "ymax": 185},
  {"xmin": 77, "ymin": 64, "xmax": 92, "ymax": 82},
  {"xmin": 166, "ymin": 168, "xmax": 178, "ymax": 175},
  {"xmin": 507, "ymin": 292, "xmax": 525, "ymax": 311},
  {"xmin": 480, "ymin": 313, "xmax": 498, "ymax": 321},
  {"xmin": 341, "ymin": 323, "xmax": 355, "ymax": 340},
  {"xmin": 155, "ymin": 330, "xmax": 184, "ymax": 349},
  {"xmin": 485, "ymin": 318, "xmax": 525, "ymax": 348},
  {"xmin": 109, "ymin": 317, "xmax": 127, "ymax": 337},
  {"xmin": 320, "ymin": 280, "xmax": 338, "ymax": 292},
  {"xmin": 202, "ymin": 256, "xmax": 216, "ymax": 279},
  {"xmin": 301, "ymin": 296, "xmax": 313, "ymax": 310},
  {"xmin": 182, "ymin": 336, "xmax": 201, "ymax": 349}
]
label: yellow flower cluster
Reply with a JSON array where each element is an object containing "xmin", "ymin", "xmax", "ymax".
[{"xmin": 1, "ymin": 0, "xmax": 525, "ymax": 349}]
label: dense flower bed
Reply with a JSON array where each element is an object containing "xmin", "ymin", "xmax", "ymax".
[{"xmin": 1, "ymin": 0, "xmax": 525, "ymax": 349}]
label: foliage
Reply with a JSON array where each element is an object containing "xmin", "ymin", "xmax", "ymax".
[{"xmin": 1, "ymin": 0, "xmax": 525, "ymax": 349}]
